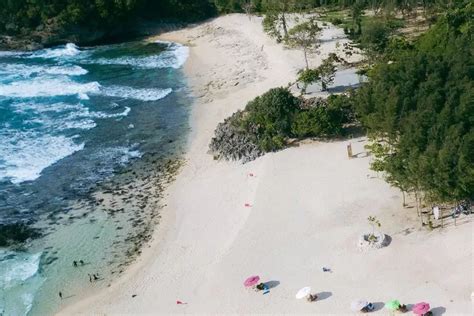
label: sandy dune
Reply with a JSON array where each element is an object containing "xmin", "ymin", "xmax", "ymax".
[{"xmin": 60, "ymin": 14, "xmax": 472, "ymax": 315}]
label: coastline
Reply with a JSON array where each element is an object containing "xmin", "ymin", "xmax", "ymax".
[{"xmin": 59, "ymin": 14, "xmax": 473, "ymax": 315}]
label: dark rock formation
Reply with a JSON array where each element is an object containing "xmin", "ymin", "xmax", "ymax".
[
  {"xmin": 209, "ymin": 111, "xmax": 263, "ymax": 163},
  {"xmin": 0, "ymin": 223, "xmax": 41, "ymax": 247}
]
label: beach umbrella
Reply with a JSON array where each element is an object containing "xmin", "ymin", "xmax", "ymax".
[
  {"xmin": 295, "ymin": 286, "xmax": 311, "ymax": 299},
  {"xmin": 244, "ymin": 275, "xmax": 260, "ymax": 287},
  {"xmin": 412, "ymin": 302, "xmax": 430, "ymax": 315},
  {"xmin": 351, "ymin": 299, "xmax": 369, "ymax": 311},
  {"xmin": 385, "ymin": 300, "xmax": 401, "ymax": 310}
]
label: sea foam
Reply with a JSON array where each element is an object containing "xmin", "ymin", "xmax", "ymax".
[
  {"xmin": 101, "ymin": 86, "xmax": 172, "ymax": 101},
  {"xmin": 0, "ymin": 78, "xmax": 101, "ymax": 98},
  {"xmin": 29, "ymin": 43, "xmax": 82, "ymax": 59},
  {"xmin": 0, "ymin": 64, "xmax": 88, "ymax": 79},
  {"xmin": 0, "ymin": 251, "xmax": 41, "ymax": 288},
  {"xmin": 0, "ymin": 131, "xmax": 84, "ymax": 183},
  {"xmin": 90, "ymin": 41, "xmax": 188, "ymax": 69},
  {"xmin": 0, "ymin": 78, "xmax": 171, "ymax": 102},
  {"xmin": 0, "ymin": 251, "xmax": 44, "ymax": 316}
]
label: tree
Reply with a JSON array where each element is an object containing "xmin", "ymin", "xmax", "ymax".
[
  {"xmin": 359, "ymin": 20, "xmax": 390, "ymax": 59},
  {"xmin": 242, "ymin": 0, "xmax": 255, "ymax": 18},
  {"xmin": 261, "ymin": 0, "xmax": 291, "ymax": 38},
  {"xmin": 316, "ymin": 55, "xmax": 337, "ymax": 91},
  {"xmin": 367, "ymin": 216, "xmax": 381, "ymax": 242},
  {"xmin": 286, "ymin": 18, "xmax": 322, "ymax": 69},
  {"xmin": 296, "ymin": 68, "xmax": 320, "ymax": 94},
  {"xmin": 292, "ymin": 105, "xmax": 345, "ymax": 138},
  {"xmin": 350, "ymin": 1, "xmax": 364, "ymax": 35},
  {"xmin": 261, "ymin": 0, "xmax": 316, "ymax": 40},
  {"xmin": 354, "ymin": 4, "xmax": 474, "ymax": 206}
]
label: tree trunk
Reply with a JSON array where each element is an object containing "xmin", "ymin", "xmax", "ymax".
[
  {"xmin": 415, "ymin": 190, "xmax": 423, "ymax": 226},
  {"xmin": 402, "ymin": 191, "xmax": 406, "ymax": 207},
  {"xmin": 414, "ymin": 191, "xmax": 419, "ymax": 216},
  {"xmin": 281, "ymin": 13, "xmax": 288, "ymax": 38},
  {"xmin": 303, "ymin": 49, "xmax": 309, "ymax": 69}
]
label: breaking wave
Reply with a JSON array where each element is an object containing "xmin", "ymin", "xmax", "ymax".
[
  {"xmin": 0, "ymin": 78, "xmax": 101, "ymax": 98},
  {"xmin": 89, "ymin": 41, "xmax": 188, "ymax": 69},
  {"xmin": 28, "ymin": 43, "xmax": 83, "ymax": 59},
  {"xmin": 0, "ymin": 131, "xmax": 85, "ymax": 183},
  {"xmin": 101, "ymin": 86, "xmax": 172, "ymax": 101},
  {"xmin": 0, "ymin": 64, "xmax": 88, "ymax": 80}
]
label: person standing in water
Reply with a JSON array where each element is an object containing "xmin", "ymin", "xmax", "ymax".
[{"xmin": 59, "ymin": 291, "xmax": 63, "ymax": 299}]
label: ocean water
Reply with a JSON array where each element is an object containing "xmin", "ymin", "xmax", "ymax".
[{"xmin": 0, "ymin": 41, "xmax": 191, "ymax": 315}]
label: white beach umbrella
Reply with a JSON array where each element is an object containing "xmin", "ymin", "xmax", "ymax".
[
  {"xmin": 351, "ymin": 299, "xmax": 368, "ymax": 311},
  {"xmin": 295, "ymin": 286, "xmax": 311, "ymax": 299}
]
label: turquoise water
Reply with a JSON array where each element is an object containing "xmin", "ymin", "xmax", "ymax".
[{"xmin": 0, "ymin": 41, "xmax": 191, "ymax": 315}]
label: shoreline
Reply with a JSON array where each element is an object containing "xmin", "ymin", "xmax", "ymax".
[{"xmin": 59, "ymin": 14, "xmax": 472, "ymax": 315}]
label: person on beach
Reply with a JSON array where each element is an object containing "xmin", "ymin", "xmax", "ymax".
[
  {"xmin": 307, "ymin": 294, "xmax": 318, "ymax": 302},
  {"xmin": 59, "ymin": 291, "xmax": 63, "ymax": 299},
  {"xmin": 361, "ymin": 303, "xmax": 374, "ymax": 313},
  {"xmin": 255, "ymin": 283, "xmax": 269, "ymax": 294}
]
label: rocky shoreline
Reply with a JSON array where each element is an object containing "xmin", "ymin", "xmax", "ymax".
[
  {"xmin": 0, "ymin": 20, "xmax": 189, "ymax": 51},
  {"xmin": 91, "ymin": 154, "xmax": 183, "ymax": 274}
]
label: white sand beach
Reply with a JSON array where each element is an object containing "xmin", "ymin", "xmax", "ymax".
[{"xmin": 60, "ymin": 14, "xmax": 472, "ymax": 315}]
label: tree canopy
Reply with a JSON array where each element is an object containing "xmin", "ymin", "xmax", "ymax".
[
  {"xmin": 354, "ymin": 4, "xmax": 473, "ymax": 202},
  {"xmin": 1, "ymin": 0, "xmax": 469, "ymax": 47},
  {"xmin": 0, "ymin": 0, "xmax": 217, "ymax": 40}
]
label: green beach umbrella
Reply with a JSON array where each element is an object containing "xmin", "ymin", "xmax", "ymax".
[{"xmin": 385, "ymin": 299, "xmax": 401, "ymax": 310}]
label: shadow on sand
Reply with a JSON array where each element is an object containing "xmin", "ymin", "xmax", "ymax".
[
  {"xmin": 372, "ymin": 302, "xmax": 385, "ymax": 312},
  {"xmin": 264, "ymin": 280, "xmax": 280, "ymax": 289},
  {"xmin": 431, "ymin": 306, "xmax": 447, "ymax": 315},
  {"xmin": 317, "ymin": 291, "xmax": 333, "ymax": 301}
]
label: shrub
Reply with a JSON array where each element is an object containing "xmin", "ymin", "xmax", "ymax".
[
  {"xmin": 241, "ymin": 87, "xmax": 300, "ymax": 150},
  {"xmin": 359, "ymin": 20, "xmax": 390, "ymax": 53},
  {"xmin": 210, "ymin": 88, "xmax": 355, "ymax": 162},
  {"xmin": 297, "ymin": 68, "xmax": 320, "ymax": 94},
  {"xmin": 330, "ymin": 17, "xmax": 343, "ymax": 25},
  {"xmin": 292, "ymin": 106, "xmax": 345, "ymax": 138},
  {"xmin": 326, "ymin": 94, "xmax": 355, "ymax": 124}
]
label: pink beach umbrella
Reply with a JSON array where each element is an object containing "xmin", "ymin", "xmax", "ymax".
[
  {"xmin": 412, "ymin": 302, "xmax": 430, "ymax": 315},
  {"xmin": 244, "ymin": 275, "xmax": 260, "ymax": 287}
]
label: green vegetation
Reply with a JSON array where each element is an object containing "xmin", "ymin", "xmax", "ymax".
[
  {"xmin": 296, "ymin": 53, "xmax": 340, "ymax": 94},
  {"xmin": 286, "ymin": 18, "xmax": 321, "ymax": 69},
  {"xmin": 0, "ymin": 0, "xmax": 217, "ymax": 46},
  {"xmin": 210, "ymin": 88, "xmax": 353, "ymax": 157},
  {"xmin": 291, "ymin": 102, "xmax": 347, "ymax": 138},
  {"xmin": 367, "ymin": 216, "xmax": 381, "ymax": 242},
  {"xmin": 213, "ymin": 1, "xmax": 472, "ymax": 207},
  {"xmin": 241, "ymin": 88, "xmax": 300, "ymax": 151},
  {"xmin": 355, "ymin": 4, "xmax": 473, "ymax": 203},
  {"xmin": 296, "ymin": 68, "xmax": 321, "ymax": 95},
  {"xmin": 1, "ymin": 0, "xmax": 464, "ymax": 48}
]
